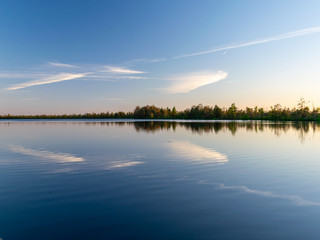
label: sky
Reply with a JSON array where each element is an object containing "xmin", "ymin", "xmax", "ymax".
[{"xmin": 1, "ymin": 0, "xmax": 320, "ymax": 114}]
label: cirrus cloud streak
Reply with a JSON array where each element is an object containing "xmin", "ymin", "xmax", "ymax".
[
  {"xmin": 103, "ymin": 65, "xmax": 145, "ymax": 74},
  {"xmin": 4, "ymin": 64, "xmax": 146, "ymax": 90},
  {"xmin": 6, "ymin": 73, "xmax": 86, "ymax": 90},
  {"xmin": 47, "ymin": 62, "xmax": 79, "ymax": 68},
  {"xmin": 165, "ymin": 71, "xmax": 228, "ymax": 94},
  {"xmin": 174, "ymin": 26, "xmax": 320, "ymax": 58}
]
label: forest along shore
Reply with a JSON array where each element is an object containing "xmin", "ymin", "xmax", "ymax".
[{"xmin": 1, "ymin": 99, "xmax": 319, "ymax": 121}]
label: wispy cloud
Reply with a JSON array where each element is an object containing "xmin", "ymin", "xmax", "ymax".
[
  {"xmin": 174, "ymin": 26, "xmax": 320, "ymax": 59},
  {"xmin": 9, "ymin": 145, "xmax": 85, "ymax": 163},
  {"xmin": 87, "ymin": 75, "xmax": 146, "ymax": 80},
  {"xmin": 48, "ymin": 62, "xmax": 79, "ymax": 68},
  {"xmin": 103, "ymin": 65, "xmax": 145, "ymax": 74},
  {"xmin": 3, "ymin": 62, "xmax": 146, "ymax": 90},
  {"xmin": 6, "ymin": 73, "xmax": 86, "ymax": 90},
  {"xmin": 165, "ymin": 71, "xmax": 228, "ymax": 93},
  {"xmin": 125, "ymin": 58, "xmax": 166, "ymax": 65}
]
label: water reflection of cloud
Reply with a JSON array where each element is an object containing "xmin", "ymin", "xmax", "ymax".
[
  {"xmin": 50, "ymin": 168, "xmax": 76, "ymax": 174},
  {"xmin": 106, "ymin": 161, "xmax": 144, "ymax": 170},
  {"xmin": 9, "ymin": 145, "xmax": 85, "ymax": 163},
  {"xmin": 219, "ymin": 184, "xmax": 320, "ymax": 206},
  {"xmin": 105, "ymin": 153, "xmax": 144, "ymax": 170},
  {"xmin": 196, "ymin": 180, "xmax": 320, "ymax": 206},
  {"xmin": 169, "ymin": 141, "xmax": 228, "ymax": 165}
]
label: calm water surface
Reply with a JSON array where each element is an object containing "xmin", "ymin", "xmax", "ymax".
[{"xmin": 1, "ymin": 120, "xmax": 320, "ymax": 239}]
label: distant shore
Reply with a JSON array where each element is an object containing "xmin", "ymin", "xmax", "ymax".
[{"xmin": 1, "ymin": 102, "xmax": 319, "ymax": 121}]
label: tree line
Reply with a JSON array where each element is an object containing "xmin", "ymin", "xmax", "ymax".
[
  {"xmin": 1, "ymin": 98, "xmax": 320, "ymax": 121},
  {"xmin": 131, "ymin": 100, "xmax": 319, "ymax": 121}
]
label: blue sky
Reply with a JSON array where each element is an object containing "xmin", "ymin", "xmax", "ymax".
[{"xmin": 1, "ymin": 0, "xmax": 320, "ymax": 114}]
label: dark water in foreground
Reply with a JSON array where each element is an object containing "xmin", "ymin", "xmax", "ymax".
[{"xmin": 1, "ymin": 120, "xmax": 320, "ymax": 239}]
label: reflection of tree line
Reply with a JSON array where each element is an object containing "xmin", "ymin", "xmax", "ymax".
[
  {"xmin": 131, "ymin": 121, "xmax": 315, "ymax": 135},
  {"xmin": 1, "ymin": 120, "xmax": 318, "ymax": 133},
  {"xmin": 131, "ymin": 121, "xmax": 316, "ymax": 143},
  {"xmin": 1, "ymin": 120, "xmax": 317, "ymax": 142}
]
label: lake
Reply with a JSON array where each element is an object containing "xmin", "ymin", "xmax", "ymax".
[{"xmin": 1, "ymin": 120, "xmax": 320, "ymax": 239}]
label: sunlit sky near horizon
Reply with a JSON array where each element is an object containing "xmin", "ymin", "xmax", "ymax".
[{"xmin": 1, "ymin": 0, "xmax": 320, "ymax": 114}]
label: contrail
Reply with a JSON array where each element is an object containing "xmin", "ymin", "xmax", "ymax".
[{"xmin": 174, "ymin": 26, "xmax": 320, "ymax": 59}]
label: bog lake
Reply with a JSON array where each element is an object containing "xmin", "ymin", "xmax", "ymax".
[{"xmin": 1, "ymin": 120, "xmax": 320, "ymax": 239}]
